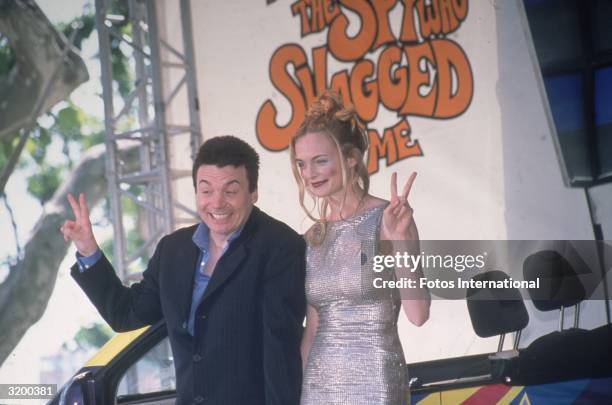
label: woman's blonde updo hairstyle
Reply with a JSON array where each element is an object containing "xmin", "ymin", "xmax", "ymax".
[{"xmin": 290, "ymin": 90, "xmax": 370, "ymax": 245}]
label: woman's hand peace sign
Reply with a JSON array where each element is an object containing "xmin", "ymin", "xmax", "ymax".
[
  {"xmin": 60, "ymin": 193, "xmax": 99, "ymax": 256},
  {"xmin": 381, "ymin": 172, "xmax": 417, "ymax": 241}
]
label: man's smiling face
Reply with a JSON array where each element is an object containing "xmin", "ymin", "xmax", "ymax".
[{"xmin": 195, "ymin": 164, "xmax": 258, "ymax": 241}]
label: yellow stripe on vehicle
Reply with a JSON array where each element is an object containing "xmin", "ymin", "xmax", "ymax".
[
  {"xmin": 84, "ymin": 326, "xmax": 150, "ymax": 367},
  {"xmin": 415, "ymin": 392, "xmax": 442, "ymax": 405},
  {"xmin": 440, "ymin": 386, "xmax": 480, "ymax": 404},
  {"xmin": 497, "ymin": 386, "xmax": 525, "ymax": 404}
]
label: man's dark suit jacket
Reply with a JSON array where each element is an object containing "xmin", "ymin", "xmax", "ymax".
[{"xmin": 72, "ymin": 206, "xmax": 306, "ymax": 405}]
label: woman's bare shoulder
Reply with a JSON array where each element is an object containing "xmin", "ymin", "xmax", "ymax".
[{"xmin": 363, "ymin": 195, "xmax": 388, "ymax": 209}]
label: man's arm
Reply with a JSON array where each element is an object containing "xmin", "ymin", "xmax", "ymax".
[
  {"xmin": 71, "ymin": 242, "xmax": 164, "ymax": 332},
  {"xmin": 262, "ymin": 233, "xmax": 306, "ymax": 405},
  {"xmin": 62, "ymin": 193, "xmax": 163, "ymax": 332}
]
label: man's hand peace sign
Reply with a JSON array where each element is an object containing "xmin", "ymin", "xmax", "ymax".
[{"xmin": 60, "ymin": 193, "xmax": 99, "ymax": 256}]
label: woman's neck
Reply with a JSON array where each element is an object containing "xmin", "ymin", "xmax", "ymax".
[{"xmin": 325, "ymin": 187, "xmax": 367, "ymax": 220}]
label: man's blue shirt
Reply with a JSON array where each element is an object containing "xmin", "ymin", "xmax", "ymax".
[{"xmin": 186, "ymin": 221, "xmax": 244, "ymax": 334}]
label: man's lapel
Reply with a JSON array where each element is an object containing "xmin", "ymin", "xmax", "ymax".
[
  {"xmin": 200, "ymin": 206, "xmax": 259, "ymax": 304},
  {"xmin": 201, "ymin": 243, "xmax": 247, "ymax": 303},
  {"xmin": 175, "ymin": 240, "xmax": 200, "ymax": 322}
]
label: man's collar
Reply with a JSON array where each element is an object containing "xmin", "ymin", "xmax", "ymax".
[{"xmin": 192, "ymin": 220, "xmax": 246, "ymax": 252}]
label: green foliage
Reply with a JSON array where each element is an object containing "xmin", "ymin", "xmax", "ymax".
[
  {"xmin": 94, "ymin": 187, "xmax": 155, "ymax": 277},
  {"xmin": 99, "ymin": 238, "xmax": 114, "ymax": 266},
  {"xmin": 0, "ymin": 34, "xmax": 16, "ymax": 76},
  {"xmin": 54, "ymin": 102, "xmax": 105, "ymax": 150},
  {"xmin": 99, "ymin": 193, "xmax": 148, "ymax": 271},
  {"xmin": 22, "ymin": 101, "xmax": 96, "ymax": 204},
  {"xmin": 73, "ymin": 323, "xmax": 114, "ymax": 349},
  {"xmin": 25, "ymin": 127, "xmax": 52, "ymax": 164},
  {"xmin": 58, "ymin": 13, "xmax": 95, "ymax": 51},
  {"xmin": 56, "ymin": 105, "xmax": 85, "ymax": 140},
  {"xmin": 26, "ymin": 164, "xmax": 63, "ymax": 204},
  {"xmin": 98, "ymin": 228, "xmax": 146, "ymax": 272},
  {"xmin": 106, "ymin": 0, "xmax": 129, "ymax": 23},
  {"xmin": 110, "ymin": 32, "xmax": 134, "ymax": 99},
  {"xmin": 0, "ymin": 136, "xmax": 16, "ymax": 169},
  {"xmin": 0, "ymin": 133, "xmax": 29, "ymax": 173},
  {"xmin": 106, "ymin": 0, "xmax": 133, "ymax": 98},
  {"xmin": 80, "ymin": 130, "xmax": 106, "ymax": 149}
]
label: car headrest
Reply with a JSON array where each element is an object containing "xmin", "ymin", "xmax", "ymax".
[
  {"xmin": 466, "ymin": 270, "xmax": 529, "ymax": 338},
  {"xmin": 523, "ymin": 250, "xmax": 585, "ymax": 311}
]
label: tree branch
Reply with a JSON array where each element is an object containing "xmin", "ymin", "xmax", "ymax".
[
  {"xmin": 1, "ymin": 192, "xmax": 22, "ymax": 259},
  {"xmin": 0, "ymin": 0, "xmax": 88, "ymax": 139},
  {"xmin": 0, "ymin": 26, "xmax": 81, "ymax": 195},
  {"xmin": 0, "ymin": 144, "xmax": 136, "ymax": 366},
  {"xmin": 0, "ymin": 129, "xmax": 29, "ymax": 196}
]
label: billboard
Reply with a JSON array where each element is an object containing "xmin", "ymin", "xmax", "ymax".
[{"xmin": 158, "ymin": 0, "xmax": 601, "ymax": 361}]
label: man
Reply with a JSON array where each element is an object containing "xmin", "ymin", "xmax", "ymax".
[{"xmin": 61, "ymin": 136, "xmax": 306, "ymax": 405}]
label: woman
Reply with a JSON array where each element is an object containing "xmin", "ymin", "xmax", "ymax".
[{"xmin": 291, "ymin": 91, "xmax": 431, "ymax": 404}]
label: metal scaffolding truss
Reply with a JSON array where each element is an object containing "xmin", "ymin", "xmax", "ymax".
[{"xmin": 95, "ymin": 0, "xmax": 201, "ymax": 281}]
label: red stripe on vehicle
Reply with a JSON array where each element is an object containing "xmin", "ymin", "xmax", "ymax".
[{"xmin": 462, "ymin": 384, "xmax": 512, "ymax": 405}]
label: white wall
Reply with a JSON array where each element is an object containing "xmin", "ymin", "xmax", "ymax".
[{"xmin": 161, "ymin": 0, "xmax": 604, "ymax": 362}]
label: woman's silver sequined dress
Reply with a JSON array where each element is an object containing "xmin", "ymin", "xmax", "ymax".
[{"xmin": 301, "ymin": 205, "xmax": 408, "ymax": 405}]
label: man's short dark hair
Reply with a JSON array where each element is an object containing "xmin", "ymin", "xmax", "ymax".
[{"xmin": 192, "ymin": 135, "xmax": 260, "ymax": 192}]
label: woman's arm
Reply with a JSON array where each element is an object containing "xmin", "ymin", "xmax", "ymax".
[
  {"xmin": 380, "ymin": 172, "xmax": 431, "ymax": 327},
  {"xmin": 301, "ymin": 304, "xmax": 319, "ymax": 369},
  {"xmin": 394, "ymin": 224, "xmax": 430, "ymax": 327}
]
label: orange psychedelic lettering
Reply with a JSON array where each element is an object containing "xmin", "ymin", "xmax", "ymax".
[
  {"xmin": 367, "ymin": 119, "xmax": 423, "ymax": 174},
  {"xmin": 291, "ymin": 0, "xmax": 340, "ymax": 36},
  {"xmin": 256, "ymin": 0, "xmax": 473, "ymax": 171}
]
